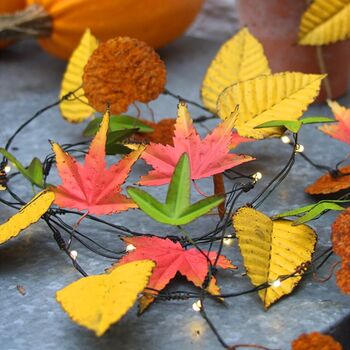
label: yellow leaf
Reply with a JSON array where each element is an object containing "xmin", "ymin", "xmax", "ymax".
[
  {"xmin": 299, "ymin": 0, "xmax": 350, "ymax": 45},
  {"xmin": 0, "ymin": 190, "xmax": 55, "ymax": 245},
  {"xmin": 217, "ymin": 72, "xmax": 325, "ymax": 139},
  {"xmin": 56, "ymin": 260, "xmax": 155, "ymax": 336},
  {"xmin": 232, "ymin": 207, "xmax": 316, "ymax": 308},
  {"xmin": 60, "ymin": 29, "xmax": 99, "ymax": 123},
  {"xmin": 201, "ymin": 28, "xmax": 271, "ymax": 113}
]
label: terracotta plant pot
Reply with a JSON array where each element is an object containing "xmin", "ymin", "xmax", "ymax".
[{"xmin": 236, "ymin": 0, "xmax": 350, "ymax": 102}]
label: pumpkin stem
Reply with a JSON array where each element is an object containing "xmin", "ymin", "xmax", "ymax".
[{"xmin": 0, "ymin": 4, "xmax": 51, "ymax": 41}]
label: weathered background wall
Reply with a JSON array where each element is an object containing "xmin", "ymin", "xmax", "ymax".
[{"xmin": 188, "ymin": 0, "xmax": 237, "ymax": 41}]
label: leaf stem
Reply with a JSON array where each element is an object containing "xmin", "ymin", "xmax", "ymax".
[{"xmin": 316, "ymin": 46, "xmax": 332, "ymax": 100}]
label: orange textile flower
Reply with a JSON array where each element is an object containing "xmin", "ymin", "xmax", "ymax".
[
  {"xmin": 133, "ymin": 118, "xmax": 176, "ymax": 146},
  {"xmin": 332, "ymin": 209, "xmax": 350, "ymax": 261},
  {"xmin": 83, "ymin": 37, "xmax": 166, "ymax": 114},
  {"xmin": 336, "ymin": 261, "xmax": 350, "ymax": 294},
  {"xmin": 292, "ymin": 332, "xmax": 342, "ymax": 350}
]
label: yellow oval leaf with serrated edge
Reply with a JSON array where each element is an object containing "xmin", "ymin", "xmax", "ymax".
[
  {"xmin": 217, "ymin": 72, "xmax": 325, "ymax": 139},
  {"xmin": 233, "ymin": 207, "xmax": 316, "ymax": 308},
  {"xmin": 201, "ymin": 28, "xmax": 271, "ymax": 113},
  {"xmin": 56, "ymin": 260, "xmax": 155, "ymax": 336},
  {"xmin": 299, "ymin": 0, "xmax": 350, "ymax": 45},
  {"xmin": 0, "ymin": 190, "xmax": 55, "ymax": 245},
  {"xmin": 60, "ymin": 29, "xmax": 98, "ymax": 123}
]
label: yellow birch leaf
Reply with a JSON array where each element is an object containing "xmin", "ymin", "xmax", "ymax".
[
  {"xmin": 217, "ymin": 72, "xmax": 325, "ymax": 139},
  {"xmin": 299, "ymin": 0, "xmax": 350, "ymax": 45},
  {"xmin": 233, "ymin": 207, "xmax": 316, "ymax": 308},
  {"xmin": 0, "ymin": 190, "xmax": 55, "ymax": 245},
  {"xmin": 60, "ymin": 29, "xmax": 98, "ymax": 123},
  {"xmin": 201, "ymin": 28, "xmax": 271, "ymax": 113},
  {"xmin": 56, "ymin": 260, "xmax": 155, "ymax": 336}
]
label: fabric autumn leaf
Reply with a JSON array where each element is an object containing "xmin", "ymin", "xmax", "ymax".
[
  {"xmin": 298, "ymin": 0, "xmax": 350, "ymax": 46},
  {"xmin": 83, "ymin": 37, "xmax": 166, "ymax": 115},
  {"xmin": 57, "ymin": 260, "xmax": 155, "ymax": 336},
  {"xmin": 0, "ymin": 190, "xmax": 55, "ymax": 245},
  {"xmin": 305, "ymin": 165, "xmax": 350, "ymax": 195},
  {"xmin": 233, "ymin": 207, "xmax": 317, "ymax": 308},
  {"xmin": 201, "ymin": 27, "xmax": 271, "ymax": 113},
  {"xmin": 114, "ymin": 236, "xmax": 237, "ymax": 313},
  {"xmin": 320, "ymin": 101, "xmax": 350, "ymax": 145},
  {"xmin": 133, "ymin": 118, "xmax": 252, "ymax": 148},
  {"xmin": 51, "ymin": 113, "xmax": 144, "ymax": 215},
  {"xmin": 139, "ymin": 102, "xmax": 254, "ymax": 186},
  {"xmin": 292, "ymin": 332, "xmax": 343, "ymax": 350},
  {"xmin": 60, "ymin": 29, "xmax": 98, "ymax": 123}
]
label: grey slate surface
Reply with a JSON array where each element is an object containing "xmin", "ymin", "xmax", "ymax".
[{"xmin": 0, "ymin": 37, "xmax": 349, "ymax": 350}]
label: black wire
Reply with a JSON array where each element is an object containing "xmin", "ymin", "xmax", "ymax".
[{"xmin": 163, "ymin": 88, "xmax": 215, "ymax": 117}]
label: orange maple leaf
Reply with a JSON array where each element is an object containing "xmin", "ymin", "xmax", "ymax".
[
  {"xmin": 51, "ymin": 113, "xmax": 144, "ymax": 215},
  {"xmin": 139, "ymin": 102, "xmax": 254, "ymax": 186},
  {"xmin": 115, "ymin": 236, "xmax": 236, "ymax": 312}
]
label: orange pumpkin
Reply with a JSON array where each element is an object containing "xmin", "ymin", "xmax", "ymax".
[
  {"xmin": 0, "ymin": 0, "xmax": 26, "ymax": 48},
  {"xmin": 21, "ymin": 0, "xmax": 204, "ymax": 59}
]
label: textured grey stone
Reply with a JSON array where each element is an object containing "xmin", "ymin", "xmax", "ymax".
[{"xmin": 0, "ymin": 37, "xmax": 349, "ymax": 350}]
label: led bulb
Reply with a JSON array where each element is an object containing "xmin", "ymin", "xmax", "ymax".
[
  {"xmin": 192, "ymin": 300, "xmax": 202, "ymax": 312},
  {"xmin": 223, "ymin": 234, "xmax": 234, "ymax": 246},
  {"xmin": 269, "ymin": 279, "xmax": 281, "ymax": 288},
  {"xmin": 126, "ymin": 244, "xmax": 136, "ymax": 252},
  {"xmin": 280, "ymin": 135, "xmax": 291, "ymax": 144},
  {"xmin": 252, "ymin": 172, "xmax": 263, "ymax": 182},
  {"xmin": 4, "ymin": 165, "xmax": 11, "ymax": 174},
  {"xmin": 70, "ymin": 250, "xmax": 78, "ymax": 260},
  {"xmin": 295, "ymin": 144, "xmax": 304, "ymax": 153}
]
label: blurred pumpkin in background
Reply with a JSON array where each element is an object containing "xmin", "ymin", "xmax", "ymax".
[
  {"xmin": 0, "ymin": 0, "xmax": 204, "ymax": 59},
  {"xmin": 0, "ymin": 0, "xmax": 26, "ymax": 48}
]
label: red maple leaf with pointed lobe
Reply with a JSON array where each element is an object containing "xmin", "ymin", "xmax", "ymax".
[
  {"xmin": 138, "ymin": 102, "xmax": 254, "ymax": 186},
  {"xmin": 116, "ymin": 236, "xmax": 236, "ymax": 312},
  {"xmin": 51, "ymin": 113, "xmax": 144, "ymax": 215},
  {"xmin": 320, "ymin": 100, "xmax": 350, "ymax": 145}
]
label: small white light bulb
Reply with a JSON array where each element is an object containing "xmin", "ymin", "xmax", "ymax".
[
  {"xmin": 252, "ymin": 172, "xmax": 263, "ymax": 182},
  {"xmin": 4, "ymin": 165, "xmax": 11, "ymax": 174},
  {"xmin": 281, "ymin": 135, "xmax": 291, "ymax": 144},
  {"xmin": 70, "ymin": 250, "xmax": 78, "ymax": 260},
  {"xmin": 223, "ymin": 234, "xmax": 234, "ymax": 246},
  {"xmin": 295, "ymin": 144, "xmax": 304, "ymax": 153},
  {"xmin": 126, "ymin": 244, "xmax": 136, "ymax": 252},
  {"xmin": 270, "ymin": 279, "xmax": 281, "ymax": 288},
  {"xmin": 192, "ymin": 300, "xmax": 202, "ymax": 312}
]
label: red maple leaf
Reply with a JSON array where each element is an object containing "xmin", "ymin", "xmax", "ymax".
[
  {"xmin": 51, "ymin": 114, "xmax": 144, "ymax": 215},
  {"xmin": 115, "ymin": 236, "xmax": 236, "ymax": 312},
  {"xmin": 138, "ymin": 102, "xmax": 254, "ymax": 186},
  {"xmin": 320, "ymin": 100, "xmax": 350, "ymax": 145}
]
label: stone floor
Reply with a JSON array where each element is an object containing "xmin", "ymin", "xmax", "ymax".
[{"xmin": 0, "ymin": 35, "xmax": 349, "ymax": 350}]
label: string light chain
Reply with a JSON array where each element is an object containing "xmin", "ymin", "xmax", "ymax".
[
  {"xmin": 280, "ymin": 135, "xmax": 291, "ymax": 144},
  {"xmin": 192, "ymin": 300, "xmax": 202, "ymax": 312},
  {"xmin": 223, "ymin": 234, "xmax": 234, "ymax": 246},
  {"xmin": 69, "ymin": 250, "xmax": 78, "ymax": 260},
  {"xmin": 269, "ymin": 279, "xmax": 281, "ymax": 288},
  {"xmin": 4, "ymin": 165, "xmax": 11, "ymax": 173},
  {"xmin": 252, "ymin": 172, "xmax": 263, "ymax": 182},
  {"xmin": 126, "ymin": 244, "xmax": 136, "ymax": 252},
  {"xmin": 295, "ymin": 144, "xmax": 304, "ymax": 153}
]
